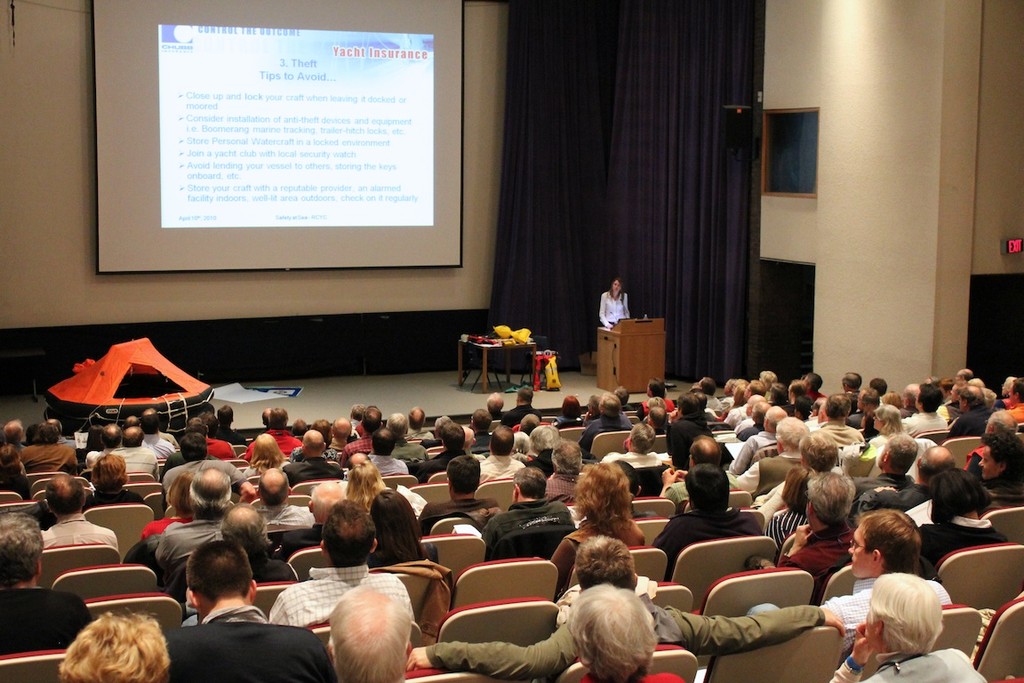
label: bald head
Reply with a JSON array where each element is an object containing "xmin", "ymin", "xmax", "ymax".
[
  {"xmin": 259, "ymin": 468, "xmax": 290, "ymax": 506},
  {"xmin": 348, "ymin": 452, "xmax": 369, "ymax": 468},
  {"xmin": 332, "ymin": 418, "xmax": 352, "ymax": 445},
  {"xmin": 764, "ymin": 406, "xmax": 787, "ymax": 434},
  {"xmin": 302, "ymin": 429, "xmax": 326, "ymax": 457},
  {"xmin": 689, "ymin": 436, "xmax": 722, "ymax": 467},
  {"xmin": 310, "ymin": 481, "xmax": 346, "ymax": 522},
  {"xmin": 917, "ymin": 446, "xmax": 956, "ymax": 485}
]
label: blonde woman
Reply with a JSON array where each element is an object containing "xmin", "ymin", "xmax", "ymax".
[
  {"xmin": 346, "ymin": 461, "xmax": 386, "ymax": 512},
  {"xmin": 242, "ymin": 433, "xmax": 284, "ymax": 477}
]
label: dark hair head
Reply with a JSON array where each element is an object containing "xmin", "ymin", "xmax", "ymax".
[
  {"xmin": 186, "ymin": 540, "xmax": 252, "ymax": 601},
  {"xmin": 803, "ymin": 372, "xmax": 823, "ymax": 392},
  {"xmin": 0, "ymin": 444, "xmax": 23, "ymax": 479},
  {"xmin": 179, "ymin": 431, "xmax": 208, "ymax": 462},
  {"xmin": 447, "ymin": 455, "xmax": 481, "ymax": 494},
  {"xmin": 140, "ymin": 412, "xmax": 161, "ymax": 434},
  {"xmin": 699, "ymin": 377, "xmax": 717, "ymax": 397},
  {"xmin": 917, "ymin": 383, "xmax": 943, "ymax": 413},
  {"xmin": 929, "ymin": 469, "xmax": 991, "ymax": 524},
  {"xmin": 869, "ymin": 378, "xmax": 888, "ymax": 396},
  {"xmin": 857, "ymin": 509, "xmax": 920, "ymax": 574},
  {"xmin": 780, "ymin": 467, "xmax": 811, "ymax": 511},
  {"xmin": 516, "ymin": 386, "xmax": 534, "ymax": 404},
  {"xmin": 575, "ymin": 536, "xmax": 635, "ymax": 590},
  {"xmin": 36, "ymin": 423, "xmax": 61, "ymax": 445},
  {"xmin": 216, "ymin": 405, "xmax": 234, "ymax": 426},
  {"xmin": 684, "ymin": 464, "xmax": 729, "ymax": 513},
  {"xmin": 471, "ymin": 409, "xmax": 491, "ymax": 432},
  {"xmin": 842, "ymin": 372, "xmax": 863, "ymax": 391},
  {"xmin": 981, "ymin": 431, "xmax": 1024, "ymax": 481},
  {"xmin": 369, "ymin": 489, "xmax": 425, "ymax": 566},
  {"xmin": 825, "ymin": 393, "xmax": 853, "ymax": 420},
  {"xmin": 100, "ymin": 424, "xmax": 122, "ymax": 449},
  {"xmin": 489, "ymin": 426, "xmax": 514, "ymax": 456},
  {"xmin": 322, "ymin": 500, "xmax": 376, "ymax": 567},
  {"xmin": 513, "ymin": 467, "xmax": 547, "ymax": 499},
  {"xmin": 371, "ymin": 428, "xmax": 396, "ymax": 456},
  {"xmin": 220, "ymin": 505, "xmax": 272, "ymax": 569},
  {"xmin": 647, "ymin": 378, "xmax": 666, "ymax": 398},
  {"xmin": 793, "ymin": 396, "xmax": 814, "ymax": 421},
  {"xmin": 440, "ymin": 420, "xmax": 467, "ymax": 452},
  {"xmin": 361, "ymin": 407, "xmax": 383, "ymax": 435},
  {"xmin": 267, "ymin": 408, "xmax": 289, "ymax": 430},
  {"xmin": 678, "ymin": 392, "xmax": 702, "ymax": 416}
]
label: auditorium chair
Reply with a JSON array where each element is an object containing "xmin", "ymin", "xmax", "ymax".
[
  {"xmin": 423, "ymin": 534, "xmax": 486, "ymax": 577},
  {"xmin": 51, "ymin": 564, "xmax": 158, "ymax": 600},
  {"xmin": 697, "ymin": 568, "xmax": 814, "ymax": 617},
  {"xmin": 631, "ymin": 497, "xmax": 676, "ymax": 518},
  {"xmin": 39, "ymin": 544, "xmax": 120, "ymax": 589},
  {"xmin": 437, "ymin": 598, "xmax": 558, "ymax": 646},
  {"xmin": 0, "ymin": 649, "xmax": 64, "ymax": 683},
  {"xmin": 703, "ymin": 626, "xmax": 841, "ymax": 683},
  {"xmin": 982, "ymin": 506, "xmax": 1024, "ymax": 545},
  {"xmin": 451, "ymin": 558, "xmax": 558, "ymax": 608},
  {"xmin": 669, "ymin": 536, "xmax": 779, "ymax": 603},
  {"xmin": 83, "ymin": 503, "xmax": 154, "ymax": 560},
  {"xmin": 84, "ymin": 593, "xmax": 184, "ymax": 632},
  {"xmin": 555, "ymin": 645, "xmax": 698, "ymax": 683},
  {"xmin": 974, "ymin": 595, "xmax": 1024, "ymax": 681},
  {"xmin": 936, "ymin": 543, "xmax": 1024, "ymax": 610}
]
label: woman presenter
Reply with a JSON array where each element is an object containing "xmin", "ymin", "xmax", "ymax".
[{"xmin": 598, "ymin": 276, "xmax": 630, "ymax": 329}]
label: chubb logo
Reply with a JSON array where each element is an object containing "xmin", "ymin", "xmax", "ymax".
[{"xmin": 160, "ymin": 25, "xmax": 194, "ymax": 51}]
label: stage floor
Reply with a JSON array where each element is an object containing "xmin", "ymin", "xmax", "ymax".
[{"xmin": 1, "ymin": 370, "xmax": 619, "ymax": 433}]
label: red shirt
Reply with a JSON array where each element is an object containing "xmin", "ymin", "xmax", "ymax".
[
  {"xmin": 206, "ymin": 438, "xmax": 235, "ymax": 460},
  {"xmin": 244, "ymin": 429, "xmax": 302, "ymax": 461}
]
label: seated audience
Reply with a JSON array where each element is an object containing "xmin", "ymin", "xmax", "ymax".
[
  {"xmin": 901, "ymin": 382, "xmax": 947, "ymax": 436},
  {"xmin": 979, "ymin": 430, "xmax": 1024, "ymax": 508},
  {"xmin": 199, "ymin": 413, "xmax": 235, "ymax": 461},
  {"xmin": 568, "ymin": 584, "xmax": 680, "ymax": 683},
  {"xmin": 866, "ymin": 445, "xmax": 955, "ymax": 519},
  {"xmin": 603, "ymin": 423, "xmax": 661, "ymax": 468},
  {"xmin": 409, "ymin": 534, "xmax": 839, "ymax": 678},
  {"xmin": 85, "ymin": 423, "xmax": 123, "ymax": 469},
  {"xmin": 84, "ymin": 454, "xmax": 145, "ymax": 509},
  {"xmin": 415, "ymin": 420, "xmax": 469, "ymax": 483},
  {"xmin": 346, "ymin": 461, "xmax": 387, "ymax": 512},
  {"xmin": 162, "ymin": 432, "xmax": 256, "ymax": 503},
  {"xmin": 660, "ymin": 436, "xmax": 735, "ymax": 513},
  {"xmin": 244, "ymin": 406, "xmax": 302, "ymax": 461},
  {"xmin": 482, "ymin": 467, "xmax": 574, "ymax": 556},
  {"xmin": 109, "ymin": 425, "xmax": 160, "ymax": 479},
  {"xmin": 0, "ymin": 513, "xmax": 92, "ymax": 655},
  {"xmin": 551, "ymin": 462, "xmax": 644, "ymax": 594},
  {"xmin": 407, "ymin": 407, "xmax": 433, "ymax": 440},
  {"xmin": 388, "ymin": 412, "xmax": 428, "ymax": 462},
  {"xmin": 42, "ymin": 473, "xmax": 118, "ymax": 550},
  {"xmin": 821, "ymin": 509, "xmax": 951, "ymax": 661},
  {"xmin": 846, "ymin": 404, "xmax": 903, "ymax": 476},
  {"xmin": 667, "ymin": 392, "xmax": 713, "ymax": 469},
  {"xmin": 964, "ymin": 410, "xmax": 1017, "ymax": 477},
  {"xmin": 279, "ymin": 480, "xmax": 346, "ymax": 560},
  {"xmin": 579, "ymin": 393, "xmax": 631, "ymax": 454},
  {"xmin": 331, "ymin": 586, "xmax": 411, "ymax": 683},
  {"xmin": 215, "ymin": 405, "xmax": 247, "ymax": 446},
  {"xmin": 469, "ymin": 408, "xmax": 493, "ymax": 455},
  {"xmin": 765, "ymin": 467, "xmax": 811, "ymax": 547},
  {"xmin": 270, "ymin": 500, "xmax": 413, "ymax": 627},
  {"xmin": 948, "ymin": 385, "xmax": 992, "ymax": 438},
  {"xmin": 156, "ymin": 468, "xmax": 233, "ymax": 592},
  {"xmin": 20, "ymin": 421, "xmax": 77, "ymax": 474},
  {"xmin": 341, "ymin": 406, "xmax": 383, "ymax": 465},
  {"xmin": 220, "ymin": 504, "xmax": 297, "ymax": 582},
  {"xmin": 368, "ymin": 427, "xmax": 409, "ymax": 476},
  {"xmin": 545, "ymin": 440, "xmax": 583, "ymax": 503},
  {"xmin": 140, "ymin": 411, "xmax": 176, "ymax": 460},
  {"xmin": 142, "ymin": 471, "xmax": 194, "ymax": 540},
  {"xmin": 818, "ymin": 394, "xmax": 867, "ymax": 450},
  {"xmin": 419, "ymin": 455, "xmax": 500, "ymax": 535},
  {"xmin": 368, "ymin": 488, "xmax": 433, "ymax": 568},
  {"xmin": 851, "ymin": 434, "xmax": 923, "ymax": 515},
  {"xmin": 777, "ymin": 472, "xmax": 856, "ymax": 600},
  {"xmin": 165, "ymin": 540, "xmax": 334, "ymax": 682},
  {"xmin": 257, "ymin": 468, "xmax": 315, "ymax": 526},
  {"xmin": 555, "ymin": 395, "xmax": 584, "ymax": 428},
  {"xmin": 729, "ymin": 405, "xmax": 785, "ymax": 475},
  {"xmin": 652, "ymin": 464, "xmax": 762, "ymax": 580},
  {"xmin": 284, "ymin": 429, "xmax": 342, "ymax": 485},
  {"xmin": 918, "ymin": 469, "xmax": 1007, "ymax": 566},
  {"xmin": 242, "ymin": 433, "xmax": 286, "ymax": 477},
  {"xmin": 500, "ymin": 386, "xmax": 543, "ymax": 427},
  {"xmin": 734, "ymin": 416, "xmax": 808, "ymax": 497},
  {"xmin": 830, "ymin": 573, "xmax": 984, "ymax": 682},
  {"xmin": 479, "ymin": 426, "xmax": 524, "ymax": 483},
  {"xmin": 0, "ymin": 443, "xmax": 30, "ymax": 499},
  {"xmin": 59, "ymin": 613, "xmax": 169, "ymax": 683},
  {"xmin": 525, "ymin": 424, "xmax": 560, "ymax": 477}
]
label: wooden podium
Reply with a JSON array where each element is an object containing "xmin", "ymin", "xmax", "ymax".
[{"xmin": 596, "ymin": 318, "xmax": 665, "ymax": 393}]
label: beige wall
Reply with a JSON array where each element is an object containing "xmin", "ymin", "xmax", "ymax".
[
  {"xmin": 0, "ymin": 1, "xmax": 508, "ymax": 329},
  {"xmin": 762, "ymin": 0, "xmax": 1022, "ymax": 391}
]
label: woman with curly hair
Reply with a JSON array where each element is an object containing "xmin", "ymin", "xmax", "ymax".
[
  {"xmin": 346, "ymin": 461, "xmax": 386, "ymax": 512},
  {"xmin": 84, "ymin": 454, "xmax": 145, "ymax": 509},
  {"xmin": 241, "ymin": 433, "xmax": 285, "ymax": 478},
  {"xmin": 550, "ymin": 461, "xmax": 644, "ymax": 595}
]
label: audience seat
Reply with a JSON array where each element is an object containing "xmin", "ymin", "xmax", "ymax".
[
  {"xmin": 412, "ymin": 483, "xmax": 452, "ymax": 505},
  {"xmin": 936, "ymin": 543, "xmax": 1024, "ymax": 610},
  {"xmin": 383, "ymin": 474, "xmax": 419, "ymax": 490},
  {"xmin": 698, "ymin": 568, "xmax": 814, "ymax": 617},
  {"xmin": 650, "ymin": 582, "xmax": 693, "ymax": 612},
  {"xmin": 704, "ymin": 626, "xmax": 841, "ymax": 683},
  {"xmin": 452, "ymin": 558, "xmax": 558, "ymax": 608},
  {"xmin": 122, "ymin": 482, "xmax": 163, "ymax": 499},
  {"xmin": 0, "ymin": 649, "xmax": 64, "ymax": 683},
  {"xmin": 287, "ymin": 546, "xmax": 330, "ymax": 580},
  {"xmin": 554, "ymin": 645, "xmax": 699, "ymax": 683},
  {"xmin": 290, "ymin": 479, "xmax": 343, "ymax": 496},
  {"xmin": 590, "ymin": 431, "xmax": 630, "ymax": 459},
  {"xmin": 142, "ymin": 491, "xmax": 165, "ymax": 521},
  {"xmin": 727, "ymin": 490, "xmax": 753, "ymax": 509},
  {"xmin": 51, "ymin": 564, "xmax": 158, "ymax": 600},
  {"xmin": 558, "ymin": 427, "xmax": 584, "ymax": 443},
  {"xmin": 974, "ymin": 595, "xmax": 1024, "ymax": 682},
  {"xmin": 430, "ymin": 517, "xmax": 470, "ymax": 536},
  {"xmin": 423, "ymin": 534, "xmax": 486, "ymax": 577},
  {"xmin": 670, "ymin": 536, "xmax": 779, "ymax": 604},
  {"xmin": 83, "ymin": 504, "xmax": 154, "ymax": 560},
  {"xmin": 475, "ymin": 479, "xmax": 515, "ymax": 511},
  {"xmin": 253, "ymin": 581, "xmax": 296, "ymax": 617},
  {"xmin": 0, "ymin": 491, "xmax": 23, "ymax": 503},
  {"xmin": 632, "ymin": 497, "xmax": 676, "ymax": 518},
  {"xmin": 635, "ymin": 517, "xmax": 670, "ymax": 545},
  {"xmin": 126, "ymin": 472, "xmax": 157, "ymax": 483},
  {"xmin": 933, "ymin": 604, "xmax": 983, "ymax": 660},
  {"xmin": 983, "ymin": 507, "xmax": 1024, "ymax": 546},
  {"xmin": 819, "ymin": 565, "xmax": 855, "ymax": 604},
  {"xmin": 939, "ymin": 436, "xmax": 980, "ymax": 469},
  {"xmin": 916, "ymin": 429, "xmax": 951, "ymax": 447},
  {"xmin": 84, "ymin": 593, "xmax": 184, "ymax": 632},
  {"xmin": 437, "ymin": 598, "xmax": 558, "ymax": 646},
  {"xmin": 628, "ymin": 546, "xmax": 669, "ymax": 582},
  {"xmin": 39, "ymin": 544, "xmax": 120, "ymax": 589}
]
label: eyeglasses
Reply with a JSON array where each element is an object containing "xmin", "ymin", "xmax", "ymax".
[{"xmin": 849, "ymin": 538, "xmax": 865, "ymax": 552}]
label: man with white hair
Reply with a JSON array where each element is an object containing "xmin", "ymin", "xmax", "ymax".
[
  {"xmin": 568, "ymin": 584, "xmax": 656, "ymax": 683},
  {"xmin": 603, "ymin": 423, "xmax": 661, "ymax": 468},
  {"xmin": 729, "ymin": 405, "xmax": 786, "ymax": 475},
  {"xmin": 279, "ymin": 481, "xmax": 345, "ymax": 560},
  {"xmin": 388, "ymin": 413, "xmax": 427, "ymax": 463},
  {"xmin": 579, "ymin": 393, "xmax": 631, "ymax": 454},
  {"xmin": 733, "ymin": 417, "xmax": 808, "ymax": 496},
  {"xmin": 330, "ymin": 586, "xmax": 411, "ymax": 683}
]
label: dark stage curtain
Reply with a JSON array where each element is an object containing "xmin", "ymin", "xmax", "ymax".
[{"xmin": 488, "ymin": 0, "xmax": 754, "ymax": 381}]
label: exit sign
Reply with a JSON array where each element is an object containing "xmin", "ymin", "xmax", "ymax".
[{"xmin": 1003, "ymin": 238, "xmax": 1024, "ymax": 255}]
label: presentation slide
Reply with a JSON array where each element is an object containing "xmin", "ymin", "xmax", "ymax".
[
  {"xmin": 159, "ymin": 26, "xmax": 433, "ymax": 228},
  {"xmin": 94, "ymin": 0, "xmax": 462, "ymax": 272}
]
